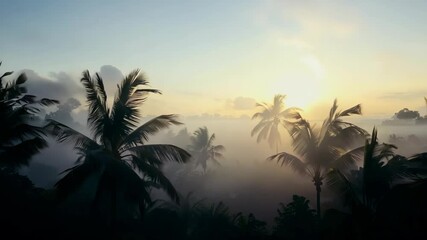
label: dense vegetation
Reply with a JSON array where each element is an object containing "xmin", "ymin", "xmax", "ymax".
[{"xmin": 1, "ymin": 65, "xmax": 427, "ymax": 240}]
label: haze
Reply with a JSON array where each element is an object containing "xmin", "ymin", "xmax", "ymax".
[{"xmin": 1, "ymin": 0, "xmax": 427, "ymax": 239}]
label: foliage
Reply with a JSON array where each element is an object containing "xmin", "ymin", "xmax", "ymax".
[
  {"xmin": 45, "ymin": 69, "xmax": 190, "ymax": 222},
  {"xmin": 328, "ymin": 128, "xmax": 419, "ymax": 211},
  {"xmin": 188, "ymin": 126, "xmax": 225, "ymax": 173},
  {"xmin": 0, "ymin": 62, "xmax": 58, "ymax": 169},
  {"xmin": 252, "ymin": 94, "xmax": 300, "ymax": 152},
  {"xmin": 191, "ymin": 201, "xmax": 240, "ymax": 240},
  {"xmin": 394, "ymin": 108, "xmax": 420, "ymax": 119},
  {"xmin": 268, "ymin": 99, "xmax": 367, "ymax": 216},
  {"xmin": 235, "ymin": 213, "xmax": 268, "ymax": 239},
  {"xmin": 273, "ymin": 195, "xmax": 316, "ymax": 240}
]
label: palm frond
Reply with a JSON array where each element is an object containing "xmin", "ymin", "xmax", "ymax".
[
  {"xmin": 252, "ymin": 95, "xmax": 299, "ymax": 150},
  {"xmin": 109, "ymin": 158, "xmax": 153, "ymax": 205},
  {"xmin": 38, "ymin": 98, "xmax": 60, "ymax": 106},
  {"xmin": 251, "ymin": 120, "xmax": 269, "ymax": 137},
  {"xmin": 0, "ymin": 123, "xmax": 45, "ymax": 145},
  {"xmin": 0, "ymin": 70, "xmax": 13, "ymax": 83},
  {"xmin": 95, "ymin": 73, "xmax": 107, "ymax": 104},
  {"xmin": 288, "ymin": 119, "xmax": 317, "ymax": 158},
  {"xmin": 207, "ymin": 133, "xmax": 216, "ymax": 147},
  {"xmin": 256, "ymin": 121, "xmax": 272, "ymax": 143},
  {"xmin": 119, "ymin": 114, "xmax": 182, "ymax": 149},
  {"xmin": 130, "ymin": 156, "xmax": 180, "ymax": 203},
  {"xmin": 268, "ymin": 151, "xmax": 307, "ymax": 175},
  {"xmin": 110, "ymin": 69, "xmax": 161, "ymax": 144},
  {"xmin": 326, "ymin": 169, "xmax": 361, "ymax": 207},
  {"xmin": 337, "ymin": 104, "xmax": 362, "ymax": 117},
  {"xmin": 212, "ymin": 145, "xmax": 225, "ymax": 152},
  {"xmin": 279, "ymin": 107, "xmax": 302, "ymax": 120},
  {"xmin": 80, "ymin": 70, "xmax": 110, "ymax": 140},
  {"xmin": 44, "ymin": 119, "xmax": 98, "ymax": 151},
  {"xmin": 331, "ymin": 145, "xmax": 365, "ymax": 172},
  {"xmin": 55, "ymin": 153, "xmax": 105, "ymax": 201},
  {"xmin": 0, "ymin": 137, "xmax": 47, "ymax": 168},
  {"xmin": 125, "ymin": 144, "xmax": 190, "ymax": 164},
  {"xmin": 190, "ymin": 127, "xmax": 210, "ymax": 150}
]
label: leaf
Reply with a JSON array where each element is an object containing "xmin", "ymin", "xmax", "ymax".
[
  {"xmin": 110, "ymin": 69, "xmax": 161, "ymax": 142},
  {"xmin": 268, "ymin": 152, "xmax": 307, "ymax": 175},
  {"xmin": 0, "ymin": 71, "xmax": 13, "ymax": 80},
  {"xmin": 15, "ymin": 73, "xmax": 27, "ymax": 85},
  {"xmin": 125, "ymin": 144, "xmax": 191, "ymax": 164},
  {"xmin": 338, "ymin": 104, "xmax": 362, "ymax": 117},
  {"xmin": 130, "ymin": 156, "xmax": 181, "ymax": 203},
  {"xmin": 80, "ymin": 70, "xmax": 110, "ymax": 140},
  {"xmin": 44, "ymin": 119, "xmax": 98, "ymax": 151},
  {"xmin": 55, "ymin": 152, "xmax": 105, "ymax": 201},
  {"xmin": 120, "ymin": 114, "xmax": 182, "ymax": 148},
  {"xmin": 40, "ymin": 98, "xmax": 60, "ymax": 106},
  {"xmin": 0, "ymin": 137, "xmax": 48, "ymax": 168}
]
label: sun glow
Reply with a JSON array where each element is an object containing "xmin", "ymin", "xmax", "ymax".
[{"xmin": 267, "ymin": 75, "xmax": 322, "ymax": 110}]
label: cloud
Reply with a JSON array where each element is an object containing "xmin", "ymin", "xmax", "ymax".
[
  {"xmin": 283, "ymin": 1, "xmax": 360, "ymax": 38},
  {"xmin": 230, "ymin": 96, "xmax": 257, "ymax": 110},
  {"xmin": 99, "ymin": 65, "xmax": 124, "ymax": 81},
  {"xmin": 97, "ymin": 65, "xmax": 125, "ymax": 97},
  {"xmin": 300, "ymin": 54, "xmax": 325, "ymax": 80},
  {"xmin": 265, "ymin": 1, "xmax": 360, "ymax": 51},
  {"xmin": 379, "ymin": 91, "xmax": 427, "ymax": 100},
  {"xmin": 46, "ymin": 98, "xmax": 85, "ymax": 131},
  {"xmin": 21, "ymin": 69, "xmax": 83, "ymax": 103}
]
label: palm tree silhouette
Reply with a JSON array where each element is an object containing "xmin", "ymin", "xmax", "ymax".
[
  {"xmin": 327, "ymin": 127, "xmax": 410, "ymax": 211},
  {"xmin": 0, "ymin": 63, "xmax": 58, "ymax": 169},
  {"xmin": 188, "ymin": 127, "xmax": 225, "ymax": 173},
  {"xmin": 46, "ymin": 69, "xmax": 190, "ymax": 230},
  {"xmin": 252, "ymin": 94, "xmax": 300, "ymax": 153},
  {"xmin": 268, "ymin": 99, "xmax": 367, "ymax": 217}
]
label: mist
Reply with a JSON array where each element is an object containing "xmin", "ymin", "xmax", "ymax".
[
  {"xmin": 2, "ymin": 0, "xmax": 427, "ymax": 239},
  {"xmin": 21, "ymin": 111, "xmax": 427, "ymax": 226}
]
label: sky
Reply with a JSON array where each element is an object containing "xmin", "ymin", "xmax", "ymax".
[{"xmin": 1, "ymin": 0, "xmax": 427, "ymax": 120}]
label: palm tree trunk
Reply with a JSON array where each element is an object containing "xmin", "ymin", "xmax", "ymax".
[
  {"xmin": 110, "ymin": 179, "xmax": 117, "ymax": 239},
  {"xmin": 315, "ymin": 182, "xmax": 322, "ymax": 218}
]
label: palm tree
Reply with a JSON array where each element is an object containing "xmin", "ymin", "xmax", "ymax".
[
  {"xmin": 424, "ymin": 97, "xmax": 427, "ymax": 115},
  {"xmin": 46, "ymin": 69, "xmax": 190, "ymax": 229},
  {"xmin": 0, "ymin": 63, "xmax": 58, "ymax": 169},
  {"xmin": 188, "ymin": 127, "xmax": 225, "ymax": 173},
  {"xmin": 252, "ymin": 94, "xmax": 300, "ymax": 153},
  {"xmin": 268, "ymin": 99, "xmax": 367, "ymax": 217},
  {"xmin": 326, "ymin": 128, "xmax": 417, "ymax": 238},
  {"xmin": 327, "ymin": 127, "xmax": 411, "ymax": 211}
]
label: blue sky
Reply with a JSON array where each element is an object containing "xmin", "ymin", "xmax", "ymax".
[{"xmin": 1, "ymin": 0, "xmax": 427, "ymax": 118}]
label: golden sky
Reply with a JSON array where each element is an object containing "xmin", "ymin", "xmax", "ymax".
[{"xmin": 2, "ymin": 0, "xmax": 427, "ymax": 120}]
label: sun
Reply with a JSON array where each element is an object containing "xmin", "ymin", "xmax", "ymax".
[{"xmin": 267, "ymin": 75, "xmax": 323, "ymax": 110}]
